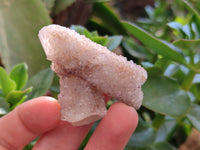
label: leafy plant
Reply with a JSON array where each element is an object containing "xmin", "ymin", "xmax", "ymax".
[
  {"xmin": 0, "ymin": 63, "xmax": 31, "ymax": 114},
  {"xmin": 70, "ymin": 25, "xmax": 122, "ymax": 51},
  {"xmin": 0, "ymin": 63, "xmax": 54, "ymax": 116},
  {"xmin": 1, "ymin": 0, "xmax": 200, "ymax": 149}
]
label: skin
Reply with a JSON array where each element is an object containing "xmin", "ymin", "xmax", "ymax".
[{"xmin": 0, "ymin": 96, "xmax": 138, "ymax": 150}]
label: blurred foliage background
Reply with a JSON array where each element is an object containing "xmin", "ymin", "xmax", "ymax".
[{"xmin": 0, "ymin": 0, "xmax": 200, "ymax": 149}]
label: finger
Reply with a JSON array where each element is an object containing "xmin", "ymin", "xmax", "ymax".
[
  {"xmin": 85, "ymin": 102, "xmax": 138, "ymax": 150},
  {"xmin": 33, "ymin": 94, "xmax": 110, "ymax": 150},
  {"xmin": 33, "ymin": 121, "xmax": 92, "ymax": 150},
  {"xmin": 0, "ymin": 97, "xmax": 60, "ymax": 150}
]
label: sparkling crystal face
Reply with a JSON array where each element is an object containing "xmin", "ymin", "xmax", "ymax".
[{"xmin": 38, "ymin": 25, "xmax": 147, "ymax": 126}]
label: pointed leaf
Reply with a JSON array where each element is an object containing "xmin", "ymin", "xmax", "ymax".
[
  {"xmin": 106, "ymin": 36, "xmax": 122, "ymax": 51},
  {"xmin": 122, "ymin": 22, "xmax": 187, "ymax": 65},
  {"xmin": 122, "ymin": 37, "xmax": 154, "ymax": 60},
  {"xmin": 0, "ymin": 97, "xmax": 9, "ymax": 115},
  {"xmin": 6, "ymin": 88, "xmax": 32, "ymax": 106},
  {"xmin": 70, "ymin": 25, "xmax": 92, "ymax": 38},
  {"xmin": 91, "ymin": 36, "xmax": 108, "ymax": 46},
  {"xmin": 0, "ymin": 67, "xmax": 16, "ymax": 96},
  {"xmin": 9, "ymin": 63, "xmax": 28, "ymax": 90},
  {"xmin": 182, "ymin": 0, "xmax": 200, "ymax": 36},
  {"xmin": 0, "ymin": 0, "xmax": 51, "ymax": 76},
  {"xmin": 25, "ymin": 68, "xmax": 54, "ymax": 100},
  {"xmin": 142, "ymin": 76, "xmax": 191, "ymax": 118},
  {"xmin": 182, "ymin": 0, "xmax": 200, "ymax": 22},
  {"xmin": 173, "ymin": 39, "xmax": 200, "ymax": 52},
  {"xmin": 168, "ymin": 22, "xmax": 188, "ymax": 38}
]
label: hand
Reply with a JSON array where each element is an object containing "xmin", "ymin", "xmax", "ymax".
[{"xmin": 0, "ymin": 97, "xmax": 138, "ymax": 150}]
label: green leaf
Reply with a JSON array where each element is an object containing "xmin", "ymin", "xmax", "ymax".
[
  {"xmin": 142, "ymin": 76, "xmax": 191, "ymax": 118},
  {"xmin": 122, "ymin": 22, "xmax": 187, "ymax": 65},
  {"xmin": 6, "ymin": 88, "xmax": 32, "ymax": 106},
  {"xmin": 154, "ymin": 58, "xmax": 171, "ymax": 72},
  {"xmin": 91, "ymin": 36, "xmax": 108, "ymax": 46},
  {"xmin": 190, "ymin": 83, "xmax": 200, "ymax": 100},
  {"xmin": 93, "ymin": 3, "xmax": 127, "ymax": 35},
  {"xmin": 70, "ymin": 25, "xmax": 92, "ymax": 38},
  {"xmin": 0, "ymin": 0, "xmax": 51, "ymax": 76},
  {"xmin": 182, "ymin": 0, "xmax": 200, "ymax": 37},
  {"xmin": 146, "ymin": 67, "xmax": 163, "ymax": 77},
  {"xmin": 70, "ymin": 25, "xmax": 122, "ymax": 50},
  {"xmin": 9, "ymin": 63, "xmax": 28, "ymax": 90},
  {"xmin": 0, "ymin": 97, "xmax": 9, "ymax": 115},
  {"xmin": 187, "ymin": 104, "xmax": 200, "ymax": 131},
  {"xmin": 122, "ymin": 37, "xmax": 154, "ymax": 60},
  {"xmin": 90, "ymin": 31, "xmax": 98, "ymax": 37},
  {"xmin": 25, "ymin": 68, "xmax": 54, "ymax": 100},
  {"xmin": 173, "ymin": 39, "xmax": 200, "ymax": 52},
  {"xmin": 127, "ymin": 119, "xmax": 156, "ymax": 148},
  {"xmin": 0, "ymin": 67, "xmax": 16, "ymax": 96},
  {"xmin": 155, "ymin": 118, "xmax": 177, "ymax": 142},
  {"xmin": 53, "ymin": 0, "xmax": 76, "ymax": 14},
  {"xmin": 106, "ymin": 36, "xmax": 122, "ymax": 51},
  {"xmin": 182, "ymin": 0, "xmax": 200, "ymax": 22},
  {"xmin": 168, "ymin": 22, "xmax": 188, "ymax": 38}
]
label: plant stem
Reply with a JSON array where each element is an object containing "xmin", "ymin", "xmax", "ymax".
[
  {"xmin": 186, "ymin": 63, "xmax": 200, "ymax": 73},
  {"xmin": 181, "ymin": 70, "xmax": 196, "ymax": 91}
]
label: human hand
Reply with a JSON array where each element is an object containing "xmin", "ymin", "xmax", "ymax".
[{"xmin": 0, "ymin": 97, "xmax": 138, "ymax": 150}]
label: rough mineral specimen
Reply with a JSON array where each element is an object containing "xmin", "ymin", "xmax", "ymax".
[{"xmin": 38, "ymin": 25, "xmax": 147, "ymax": 126}]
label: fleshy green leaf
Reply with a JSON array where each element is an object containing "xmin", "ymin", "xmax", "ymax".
[
  {"xmin": 122, "ymin": 22, "xmax": 187, "ymax": 65},
  {"xmin": 70, "ymin": 25, "xmax": 92, "ymax": 38},
  {"xmin": 106, "ymin": 36, "xmax": 122, "ymax": 51},
  {"xmin": 6, "ymin": 88, "xmax": 32, "ymax": 106},
  {"xmin": 25, "ymin": 68, "xmax": 54, "ymax": 100},
  {"xmin": 127, "ymin": 119, "xmax": 156, "ymax": 148},
  {"xmin": 0, "ymin": 0, "xmax": 51, "ymax": 76},
  {"xmin": 9, "ymin": 63, "xmax": 28, "ymax": 90},
  {"xmin": 155, "ymin": 118, "xmax": 177, "ymax": 142},
  {"xmin": 91, "ymin": 36, "xmax": 108, "ymax": 46},
  {"xmin": 0, "ymin": 97, "xmax": 9, "ymax": 115},
  {"xmin": 0, "ymin": 67, "xmax": 16, "ymax": 96},
  {"xmin": 182, "ymin": 0, "xmax": 200, "ymax": 22},
  {"xmin": 122, "ymin": 37, "xmax": 154, "ymax": 60},
  {"xmin": 168, "ymin": 22, "xmax": 188, "ymax": 38},
  {"xmin": 182, "ymin": 0, "xmax": 200, "ymax": 37},
  {"xmin": 146, "ymin": 67, "xmax": 163, "ymax": 77},
  {"xmin": 187, "ymin": 104, "xmax": 200, "ymax": 131},
  {"xmin": 190, "ymin": 83, "xmax": 200, "ymax": 100},
  {"xmin": 142, "ymin": 76, "xmax": 191, "ymax": 118},
  {"xmin": 70, "ymin": 25, "xmax": 122, "ymax": 50},
  {"xmin": 173, "ymin": 39, "xmax": 200, "ymax": 52}
]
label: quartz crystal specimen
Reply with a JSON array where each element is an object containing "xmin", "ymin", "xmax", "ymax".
[{"xmin": 38, "ymin": 24, "xmax": 147, "ymax": 126}]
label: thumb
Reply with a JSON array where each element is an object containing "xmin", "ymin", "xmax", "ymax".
[{"xmin": 0, "ymin": 96, "xmax": 60, "ymax": 150}]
